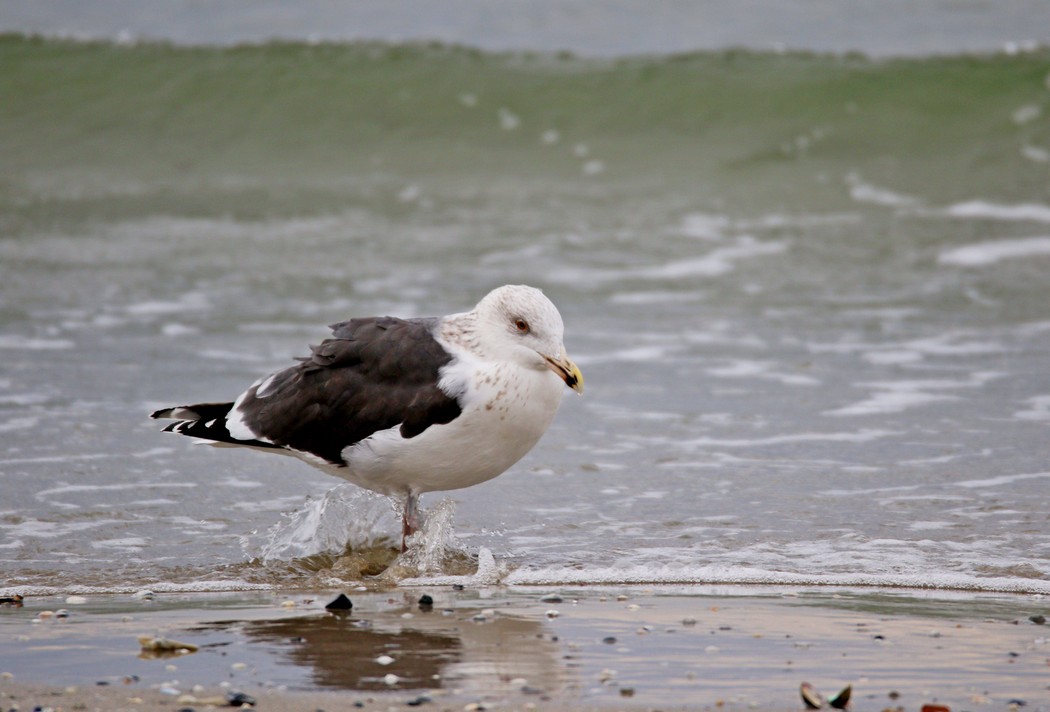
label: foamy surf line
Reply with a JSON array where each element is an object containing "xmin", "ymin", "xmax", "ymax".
[
  {"xmin": 0, "ymin": 580, "xmax": 274, "ymax": 598},
  {"xmin": 407, "ymin": 565, "xmax": 1050, "ymax": 596}
]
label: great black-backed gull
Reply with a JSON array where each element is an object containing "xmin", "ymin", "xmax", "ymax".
[{"xmin": 151, "ymin": 284, "xmax": 583, "ymax": 551}]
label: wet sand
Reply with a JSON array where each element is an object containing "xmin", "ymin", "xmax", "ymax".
[{"xmin": 1, "ymin": 585, "xmax": 1047, "ymax": 711}]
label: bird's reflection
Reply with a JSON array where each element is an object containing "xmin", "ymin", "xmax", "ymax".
[{"xmin": 193, "ymin": 597, "xmax": 562, "ymax": 694}]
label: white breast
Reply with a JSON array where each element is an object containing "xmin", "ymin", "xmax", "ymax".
[{"xmin": 336, "ymin": 356, "xmax": 565, "ymax": 497}]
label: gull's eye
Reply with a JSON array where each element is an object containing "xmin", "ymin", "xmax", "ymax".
[{"xmin": 513, "ymin": 318, "xmax": 530, "ymax": 334}]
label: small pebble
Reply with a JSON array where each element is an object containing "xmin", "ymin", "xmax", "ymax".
[
  {"xmin": 280, "ymin": 600, "xmax": 296, "ymax": 608},
  {"xmin": 682, "ymin": 616, "xmax": 698, "ymax": 626},
  {"xmin": 231, "ymin": 662, "xmax": 248, "ymax": 671},
  {"xmin": 1030, "ymin": 614, "xmax": 1046, "ymax": 625},
  {"xmin": 418, "ymin": 594, "xmax": 434, "ymax": 610},
  {"xmin": 54, "ymin": 609, "xmax": 69, "ymax": 619},
  {"xmin": 325, "ymin": 593, "xmax": 353, "ymax": 611},
  {"xmin": 383, "ymin": 673, "xmax": 400, "ymax": 686},
  {"xmin": 65, "ymin": 595, "xmax": 88, "ymax": 605},
  {"xmin": 545, "ymin": 609, "xmax": 560, "ymax": 618},
  {"xmin": 452, "ymin": 584, "xmax": 465, "ymax": 591},
  {"xmin": 602, "ymin": 636, "xmax": 617, "ymax": 644},
  {"xmin": 539, "ymin": 593, "xmax": 563, "ymax": 603},
  {"xmin": 134, "ymin": 590, "xmax": 155, "ymax": 600},
  {"xmin": 406, "ymin": 694, "xmax": 431, "ymax": 706},
  {"xmin": 616, "ymin": 595, "xmax": 628, "ymax": 602},
  {"xmin": 626, "ymin": 604, "xmax": 640, "ymax": 611},
  {"xmin": 375, "ymin": 655, "xmax": 395, "ymax": 666},
  {"xmin": 225, "ymin": 690, "xmax": 256, "ymax": 706}
]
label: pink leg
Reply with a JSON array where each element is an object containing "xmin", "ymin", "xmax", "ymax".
[{"xmin": 400, "ymin": 492, "xmax": 419, "ymax": 553}]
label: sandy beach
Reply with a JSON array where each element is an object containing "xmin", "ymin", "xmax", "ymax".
[{"xmin": 1, "ymin": 585, "xmax": 1047, "ymax": 712}]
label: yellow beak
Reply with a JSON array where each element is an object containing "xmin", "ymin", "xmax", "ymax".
[{"xmin": 544, "ymin": 353, "xmax": 584, "ymax": 394}]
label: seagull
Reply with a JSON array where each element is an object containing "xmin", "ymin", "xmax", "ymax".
[{"xmin": 151, "ymin": 284, "xmax": 583, "ymax": 552}]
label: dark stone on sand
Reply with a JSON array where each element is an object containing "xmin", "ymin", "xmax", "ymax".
[
  {"xmin": 1029, "ymin": 614, "xmax": 1046, "ymax": 625},
  {"xmin": 96, "ymin": 680, "xmax": 110, "ymax": 686},
  {"xmin": 225, "ymin": 690, "xmax": 256, "ymax": 706},
  {"xmin": 406, "ymin": 695, "xmax": 431, "ymax": 706},
  {"xmin": 828, "ymin": 684, "xmax": 852, "ymax": 709},
  {"xmin": 452, "ymin": 584, "xmax": 465, "ymax": 591},
  {"xmin": 602, "ymin": 636, "xmax": 617, "ymax": 644},
  {"xmin": 418, "ymin": 594, "xmax": 434, "ymax": 610},
  {"xmin": 540, "ymin": 593, "xmax": 563, "ymax": 603},
  {"xmin": 325, "ymin": 593, "xmax": 353, "ymax": 611}
]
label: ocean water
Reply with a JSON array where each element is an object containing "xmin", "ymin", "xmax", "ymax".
[{"xmin": 2, "ymin": 26, "xmax": 1050, "ymax": 595}]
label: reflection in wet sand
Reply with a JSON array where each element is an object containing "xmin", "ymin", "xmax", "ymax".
[{"xmin": 193, "ymin": 594, "xmax": 564, "ymax": 695}]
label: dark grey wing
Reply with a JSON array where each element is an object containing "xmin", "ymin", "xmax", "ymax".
[{"xmin": 227, "ymin": 316, "xmax": 462, "ymax": 465}]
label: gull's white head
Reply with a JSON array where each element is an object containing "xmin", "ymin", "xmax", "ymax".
[{"xmin": 473, "ymin": 284, "xmax": 583, "ymax": 393}]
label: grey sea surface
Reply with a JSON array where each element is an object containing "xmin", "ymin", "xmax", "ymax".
[{"xmin": 1, "ymin": 18, "xmax": 1049, "ymax": 594}]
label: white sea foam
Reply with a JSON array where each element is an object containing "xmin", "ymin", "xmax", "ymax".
[
  {"xmin": 678, "ymin": 428, "xmax": 897, "ymax": 449},
  {"xmin": 809, "ymin": 331, "xmax": 1003, "ymax": 361},
  {"xmin": 825, "ymin": 390, "xmax": 957, "ymax": 416},
  {"xmin": 680, "ymin": 213, "xmax": 731, "ymax": 240},
  {"xmin": 0, "ymin": 580, "xmax": 274, "ymax": 597},
  {"xmin": 845, "ymin": 174, "xmax": 921, "ymax": 208},
  {"xmin": 942, "ymin": 200, "xmax": 1050, "ymax": 223},
  {"xmin": 952, "ymin": 471, "xmax": 1050, "ymax": 489},
  {"xmin": 608, "ymin": 290, "xmax": 706, "ymax": 305},
  {"xmin": 705, "ymin": 359, "xmax": 820, "ymax": 386},
  {"xmin": 1014, "ymin": 394, "xmax": 1050, "ymax": 421},
  {"xmin": 573, "ymin": 344, "xmax": 679, "ymax": 365},
  {"xmin": 0, "ymin": 453, "xmax": 111, "ymax": 465},
  {"xmin": 0, "ymin": 335, "xmax": 74, "ymax": 350},
  {"xmin": 92, "ymin": 537, "xmax": 149, "ymax": 550},
  {"xmin": 124, "ymin": 292, "xmax": 210, "ymax": 316},
  {"xmin": 35, "ymin": 482, "xmax": 196, "ymax": 499},
  {"xmin": 825, "ymin": 373, "xmax": 1002, "ymax": 417},
  {"xmin": 546, "ymin": 237, "xmax": 786, "ymax": 287},
  {"xmin": 0, "ymin": 416, "xmax": 39, "ymax": 433},
  {"xmin": 632, "ymin": 237, "xmax": 788, "ymax": 279},
  {"xmin": 0, "ymin": 518, "xmax": 126, "ymax": 539},
  {"xmin": 494, "ymin": 565, "xmax": 1050, "ymax": 595},
  {"xmin": 938, "ymin": 236, "xmax": 1050, "ymax": 266}
]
